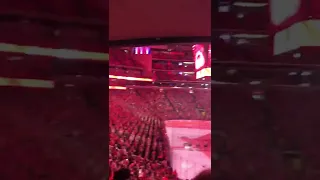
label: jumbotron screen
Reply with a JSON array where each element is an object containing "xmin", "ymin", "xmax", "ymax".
[{"xmin": 193, "ymin": 44, "xmax": 211, "ymax": 79}]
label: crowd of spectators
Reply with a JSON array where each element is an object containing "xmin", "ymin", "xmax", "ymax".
[
  {"xmin": 109, "ymin": 89, "xmax": 211, "ymax": 179},
  {"xmin": 109, "ymin": 90, "xmax": 176, "ymax": 179}
]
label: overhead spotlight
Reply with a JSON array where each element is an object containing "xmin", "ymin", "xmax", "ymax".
[
  {"xmin": 179, "ymin": 62, "xmax": 183, "ymax": 65},
  {"xmin": 189, "ymin": 89, "xmax": 194, "ymax": 93}
]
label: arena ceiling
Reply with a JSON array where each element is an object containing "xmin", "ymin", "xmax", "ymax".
[{"xmin": 109, "ymin": 0, "xmax": 211, "ymax": 40}]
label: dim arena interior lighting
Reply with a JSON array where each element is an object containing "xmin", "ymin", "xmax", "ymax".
[
  {"xmin": 109, "ymin": 75, "xmax": 153, "ymax": 82},
  {"xmin": 109, "ymin": 86, "xmax": 127, "ymax": 90}
]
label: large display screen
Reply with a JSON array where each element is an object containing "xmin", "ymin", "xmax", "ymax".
[
  {"xmin": 193, "ymin": 44, "xmax": 211, "ymax": 79},
  {"xmin": 193, "ymin": 44, "xmax": 206, "ymax": 71}
]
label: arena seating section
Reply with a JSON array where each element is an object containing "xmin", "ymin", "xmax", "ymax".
[
  {"xmin": 109, "ymin": 89, "xmax": 210, "ymax": 179},
  {"xmin": 0, "ymin": 87, "xmax": 108, "ymax": 180},
  {"xmin": 109, "ymin": 49, "xmax": 195, "ymax": 81}
]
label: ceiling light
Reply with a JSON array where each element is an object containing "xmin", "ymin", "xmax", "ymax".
[
  {"xmin": 227, "ymin": 69, "xmax": 237, "ymax": 75},
  {"xmin": 237, "ymin": 13, "xmax": 244, "ymax": 19},
  {"xmin": 301, "ymin": 71, "xmax": 312, "ymax": 76},
  {"xmin": 288, "ymin": 72, "xmax": 298, "ymax": 76},
  {"xmin": 218, "ymin": 6, "xmax": 230, "ymax": 12},
  {"xmin": 252, "ymin": 91, "xmax": 265, "ymax": 101},
  {"xmin": 293, "ymin": 53, "xmax": 301, "ymax": 58},
  {"xmin": 250, "ymin": 81, "xmax": 261, "ymax": 85},
  {"xmin": 219, "ymin": 34, "xmax": 231, "ymax": 41}
]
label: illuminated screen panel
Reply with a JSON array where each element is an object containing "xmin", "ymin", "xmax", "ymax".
[
  {"xmin": 193, "ymin": 44, "xmax": 211, "ymax": 79},
  {"xmin": 196, "ymin": 68, "xmax": 211, "ymax": 79},
  {"xmin": 193, "ymin": 44, "xmax": 206, "ymax": 71},
  {"xmin": 133, "ymin": 47, "xmax": 151, "ymax": 55}
]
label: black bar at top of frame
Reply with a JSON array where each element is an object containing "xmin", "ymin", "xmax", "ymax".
[{"xmin": 109, "ymin": 36, "xmax": 211, "ymax": 47}]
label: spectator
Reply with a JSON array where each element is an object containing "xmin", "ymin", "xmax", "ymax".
[
  {"xmin": 113, "ymin": 168, "xmax": 131, "ymax": 180},
  {"xmin": 193, "ymin": 170, "xmax": 211, "ymax": 180}
]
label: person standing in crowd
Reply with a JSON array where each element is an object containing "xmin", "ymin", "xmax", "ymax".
[{"xmin": 193, "ymin": 169, "xmax": 212, "ymax": 180}]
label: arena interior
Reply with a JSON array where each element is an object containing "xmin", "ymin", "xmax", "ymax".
[
  {"xmin": 109, "ymin": 44, "xmax": 211, "ymax": 180},
  {"xmin": 109, "ymin": 1, "xmax": 211, "ymax": 180}
]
